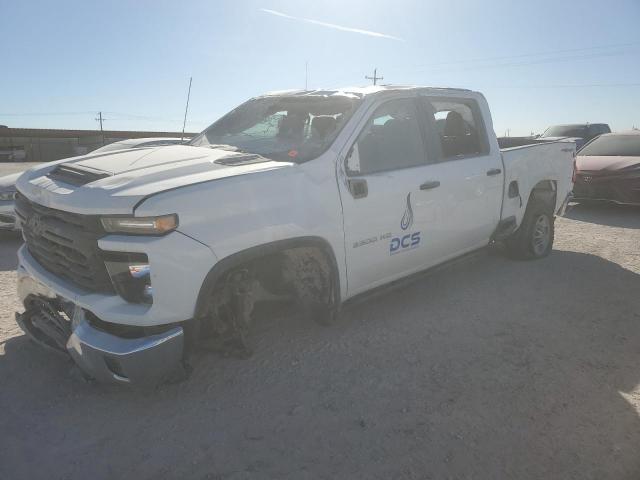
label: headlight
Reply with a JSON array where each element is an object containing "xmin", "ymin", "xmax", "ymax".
[
  {"xmin": 0, "ymin": 191, "xmax": 16, "ymax": 201},
  {"xmin": 100, "ymin": 214, "xmax": 178, "ymax": 235}
]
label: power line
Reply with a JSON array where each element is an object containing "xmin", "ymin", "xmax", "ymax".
[
  {"xmin": 385, "ymin": 40, "xmax": 640, "ymax": 73},
  {"xmin": 0, "ymin": 111, "xmax": 95, "ymax": 116},
  {"xmin": 103, "ymin": 111, "xmax": 181, "ymax": 122},
  {"xmin": 483, "ymin": 82, "xmax": 640, "ymax": 89},
  {"xmin": 398, "ymin": 49, "xmax": 639, "ymax": 75}
]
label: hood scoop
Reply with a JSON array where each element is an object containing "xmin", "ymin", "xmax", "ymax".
[
  {"xmin": 47, "ymin": 164, "xmax": 112, "ymax": 186},
  {"xmin": 214, "ymin": 154, "xmax": 271, "ymax": 166}
]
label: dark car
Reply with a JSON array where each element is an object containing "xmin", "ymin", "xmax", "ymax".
[
  {"xmin": 541, "ymin": 123, "xmax": 611, "ymax": 150},
  {"xmin": 573, "ymin": 131, "xmax": 640, "ymax": 206}
]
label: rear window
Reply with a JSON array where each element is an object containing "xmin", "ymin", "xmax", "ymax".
[
  {"xmin": 579, "ymin": 135, "xmax": 640, "ymax": 157},
  {"xmin": 425, "ymin": 98, "xmax": 489, "ymax": 159}
]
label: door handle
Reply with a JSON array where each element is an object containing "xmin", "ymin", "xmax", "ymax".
[
  {"xmin": 419, "ymin": 180, "xmax": 440, "ymax": 190},
  {"xmin": 487, "ymin": 168, "xmax": 502, "ymax": 176}
]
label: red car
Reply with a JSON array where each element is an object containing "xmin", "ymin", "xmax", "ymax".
[{"xmin": 573, "ymin": 131, "xmax": 640, "ymax": 206}]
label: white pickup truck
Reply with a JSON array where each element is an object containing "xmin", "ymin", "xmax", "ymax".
[{"xmin": 14, "ymin": 85, "xmax": 574, "ymax": 384}]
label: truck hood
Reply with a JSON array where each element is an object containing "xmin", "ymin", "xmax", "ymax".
[
  {"xmin": 16, "ymin": 145, "xmax": 293, "ymax": 214},
  {"xmin": 576, "ymin": 155, "xmax": 640, "ymax": 173}
]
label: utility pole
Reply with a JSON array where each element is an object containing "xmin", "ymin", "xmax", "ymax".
[
  {"xmin": 365, "ymin": 68, "xmax": 383, "ymax": 86},
  {"xmin": 181, "ymin": 77, "xmax": 193, "ymax": 142},
  {"xmin": 95, "ymin": 111, "xmax": 105, "ymax": 145},
  {"xmin": 305, "ymin": 61, "xmax": 308, "ymax": 90}
]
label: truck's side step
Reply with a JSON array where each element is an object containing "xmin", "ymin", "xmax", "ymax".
[{"xmin": 491, "ymin": 216, "xmax": 517, "ymax": 241}]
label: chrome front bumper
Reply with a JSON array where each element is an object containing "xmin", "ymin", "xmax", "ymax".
[
  {"xmin": 17, "ymin": 269, "xmax": 184, "ymax": 385},
  {"xmin": 67, "ymin": 320, "xmax": 183, "ymax": 384}
]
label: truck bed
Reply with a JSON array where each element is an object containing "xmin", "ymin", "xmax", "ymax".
[
  {"xmin": 497, "ymin": 136, "xmax": 568, "ymax": 149},
  {"xmin": 500, "ymin": 140, "xmax": 575, "ymax": 226}
]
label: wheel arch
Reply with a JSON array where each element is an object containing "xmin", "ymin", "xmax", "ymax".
[
  {"xmin": 527, "ymin": 179, "xmax": 557, "ymax": 211},
  {"xmin": 193, "ymin": 236, "xmax": 342, "ymax": 319}
]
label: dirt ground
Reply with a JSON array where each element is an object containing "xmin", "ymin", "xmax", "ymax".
[{"xmin": 1, "ymin": 201, "xmax": 640, "ymax": 479}]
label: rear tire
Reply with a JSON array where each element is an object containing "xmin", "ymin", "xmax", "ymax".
[{"xmin": 506, "ymin": 199, "xmax": 554, "ymax": 260}]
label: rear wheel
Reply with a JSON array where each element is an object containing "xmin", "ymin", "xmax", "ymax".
[{"xmin": 506, "ymin": 199, "xmax": 554, "ymax": 260}]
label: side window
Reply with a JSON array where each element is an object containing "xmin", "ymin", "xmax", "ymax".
[
  {"xmin": 347, "ymin": 99, "xmax": 426, "ymax": 175},
  {"xmin": 426, "ymin": 98, "xmax": 488, "ymax": 160}
]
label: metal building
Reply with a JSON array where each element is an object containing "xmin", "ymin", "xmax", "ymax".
[{"xmin": 0, "ymin": 127, "xmax": 195, "ymax": 162}]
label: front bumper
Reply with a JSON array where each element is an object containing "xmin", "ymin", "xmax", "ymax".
[
  {"xmin": 67, "ymin": 318, "xmax": 183, "ymax": 384},
  {"xmin": 573, "ymin": 174, "xmax": 640, "ymax": 206},
  {"xmin": 16, "ymin": 271, "xmax": 184, "ymax": 384},
  {"xmin": 0, "ymin": 201, "xmax": 17, "ymax": 230}
]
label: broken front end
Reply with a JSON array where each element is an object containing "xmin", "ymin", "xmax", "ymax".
[{"xmin": 13, "ymin": 193, "xmax": 214, "ymax": 385}]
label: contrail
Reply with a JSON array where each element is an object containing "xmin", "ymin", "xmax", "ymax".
[{"xmin": 260, "ymin": 8, "xmax": 404, "ymax": 42}]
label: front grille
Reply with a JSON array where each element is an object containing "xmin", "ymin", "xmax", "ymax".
[
  {"xmin": 15, "ymin": 193, "xmax": 114, "ymax": 294},
  {"xmin": 574, "ymin": 174, "xmax": 640, "ymax": 204}
]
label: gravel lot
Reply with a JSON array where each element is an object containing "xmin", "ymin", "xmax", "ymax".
[{"xmin": 0, "ymin": 169, "xmax": 639, "ymax": 478}]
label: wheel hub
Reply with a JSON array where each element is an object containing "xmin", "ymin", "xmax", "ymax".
[{"xmin": 532, "ymin": 214, "xmax": 551, "ymax": 255}]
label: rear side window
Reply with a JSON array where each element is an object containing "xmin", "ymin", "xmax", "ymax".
[
  {"xmin": 348, "ymin": 98, "xmax": 427, "ymax": 175},
  {"xmin": 425, "ymin": 98, "xmax": 488, "ymax": 159}
]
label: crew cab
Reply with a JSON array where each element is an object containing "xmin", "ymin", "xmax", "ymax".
[{"xmin": 14, "ymin": 86, "xmax": 574, "ymax": 384}]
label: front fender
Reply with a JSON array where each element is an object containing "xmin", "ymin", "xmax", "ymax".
[{"xmin": 192, "ymin": 236, "xmax": 342, "ymax": 319}]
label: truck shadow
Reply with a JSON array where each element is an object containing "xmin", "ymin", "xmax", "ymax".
[
  {"xmin": 0, "ymin": 231, "xmax": 21, "ymax": 271},
  {"xmin": 565, "ymin": 202, "xmax": 640, "ymax": 229},
  {"xmin": 1, "ymin": 249, "xmax": 640, "ymax": 479}
]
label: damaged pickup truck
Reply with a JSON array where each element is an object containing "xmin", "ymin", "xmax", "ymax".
[{"xmin": 14, "ymin": 85, "xmax": 574, "ymax": 384}]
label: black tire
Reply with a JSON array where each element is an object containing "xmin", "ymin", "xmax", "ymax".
[
  {"xmin": 287, "ymin": 251, "xmax": 340, "ymax": 326},
  {"xmin": 506, "ymin": 199, "xmax": 555, "ymax": 260}
]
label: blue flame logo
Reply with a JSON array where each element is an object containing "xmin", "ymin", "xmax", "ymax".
[{"xmin": 400, "ymin": 193, "xmax": 413, "ymax": 231}]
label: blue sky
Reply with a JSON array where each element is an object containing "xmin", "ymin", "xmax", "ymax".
[{"xmin": 1, "ymin": 0, "xmax": 639, "ymax": 136}]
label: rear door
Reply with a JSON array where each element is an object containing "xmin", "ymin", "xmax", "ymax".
[{"xmin": 414, "ymin": 95, "xmax": 504, "ymax": 257}]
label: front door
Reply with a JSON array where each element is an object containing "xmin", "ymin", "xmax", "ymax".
[{"xmin": 338, "ymin": 97, "xmax": 442, "ymax": 296}]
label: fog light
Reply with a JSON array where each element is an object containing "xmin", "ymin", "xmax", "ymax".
[{"xmin": 103, "ymin": 252, "xmax": 153, "ymax": 304}]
